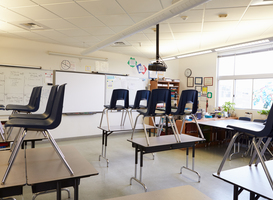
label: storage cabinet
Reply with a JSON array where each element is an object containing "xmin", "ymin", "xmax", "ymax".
[{"xmin": 150, "ymin": 79, "xmax": 180, "ymax": 107}]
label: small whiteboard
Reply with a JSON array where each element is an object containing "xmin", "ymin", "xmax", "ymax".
[
  {"xmin": 105, "ymin": 75, "xmax": 147, "ymax": 105},
  {"xmin": 54, "ymin": 70, "xmax": 105, "ymax": 113}
]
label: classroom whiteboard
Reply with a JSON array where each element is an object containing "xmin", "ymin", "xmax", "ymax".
[
  {"xmin": 54, "ymin": 70, "xmax": 105, "ymax": 113},
  {"xmin": 105, "ymin": 75, "xmax": 147, "ymax": 106},
  {"xmin": 0, "ymin": 65, "xmax": 53, "ymax": 115}
]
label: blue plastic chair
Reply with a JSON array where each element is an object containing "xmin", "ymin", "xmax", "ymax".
[
  {"xmin": 218, "ymin": 104, "xmax": 273, "ymax": 189},
  {"xmin": 5, "ymin": 86, "xmax": 42, "ymax": 113},
  {"xmin": 128, "ymin": 90, "xmax": 150, "ymax": 124},
  {"xmin": 170, "ymin": 90, "xmax": 204, "ymax": 142},
  {"xmin": 131, "ymin": 88, "xmax": 176, "ymax": 146},
  {"xmin": 2, "ymin": 84, "xmax": 74, "ymax": 184},
  {"xmin": 99, "ymin": 89, "xmax": 132, "ymax": 131}
]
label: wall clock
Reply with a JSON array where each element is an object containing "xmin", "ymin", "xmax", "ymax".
[
  {"xmin": 184, "ymin": 68, "xmax": 192, "ymax": 77},
  {"xmin": 60, "ymin": 60, "xmax": 71, "ymax": 70}
]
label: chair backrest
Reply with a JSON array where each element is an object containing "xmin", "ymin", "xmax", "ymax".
[
  {"xmin": 256, "ymin": 104, "xmax": 273, "ymax": 137},
  {"xmin": 175, "ymin": 90, "xmax": 198, "ymax": 115},
  {"xmin": 109, "ymin": 89, "xmax": 129, "ymax": 109},
  {"xmin": 44, "ymin": 85, "xmax": 58, "ymax": 116},
  {"xmin": 28, "ymin": 86, "xmax": 42, "ymax": 112},
  {"xmin": 253, "ymin": 119, "xmax": 266, "ymax": 123},
  {"xmin": 239, "ymin": 117, "xmax": 251, "ymax": 121},
  {"xmin": 146, "ymin": 88, "xmax": 171, "ymax": 115},
  {"xmin": 132, "ymin": 90, "xmax": 151, "ymax": 109},
  {"xmin": 46, "ymin": 84, "xmax": 66, "ymax": 129}
]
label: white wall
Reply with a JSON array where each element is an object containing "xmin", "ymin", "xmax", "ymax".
[
  {"xmin": 0, "ymin": 36, "xmax": 151, "ymax": 139},
  {"xmin": 176, "ymin": 52, "xmax": 218, "ymax": 113}
]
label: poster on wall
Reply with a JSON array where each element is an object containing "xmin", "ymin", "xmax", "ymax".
[
  {"xmin": 127, "ymin": 57, "xmax": 137, "ymax": 68},
  {"xmin": 136, "ymin": 63, "xmax": 147, "ymax": 74}
]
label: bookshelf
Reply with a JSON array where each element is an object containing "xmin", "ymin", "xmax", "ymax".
[{"xmin": 150, "ymin": 79, "xmax": 180, "ymax": 107}]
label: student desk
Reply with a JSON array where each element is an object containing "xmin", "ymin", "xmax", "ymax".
[
  {"xmin": 98, "ymin": 124, "xmax": 154, "ymax": 167},
  {"xmin": 213, "ymin": 160, "xmax": 273, "ymax": 200},
  {"xmin": 106, "ymin": 185, "xmax": 212, "ymax": 200},
  {"xmin": 0, "ymin": 128, "xmax": 46, "ymax": 149},
  {"xmin": 0, "ymin": 150, "xmax": 26, "ymax": 198},
  {"xmin": 26, "ymin": 146, "xmax": 99, "ymax": 200},
  {"xmin": 128, "ymin": 134, "xmax": 205, "ymax": 191}
]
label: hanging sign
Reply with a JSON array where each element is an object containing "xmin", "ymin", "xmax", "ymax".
[{"xmin": 127, "ymin": 57, "xmax": 137, "ymax": 68}]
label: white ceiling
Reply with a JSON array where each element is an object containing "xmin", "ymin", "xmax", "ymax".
[{"xmin": 1, "ymin": 0, "xmax": 273, "ymax": 59}]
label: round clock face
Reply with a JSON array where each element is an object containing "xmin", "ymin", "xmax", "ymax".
[
  {"xmin": 184, "ymin": 68, "xmax": 192, "ymax": 77},
  {"xmin": 61, "ymin": 60, "xmax": 71, "ymax": 70}
]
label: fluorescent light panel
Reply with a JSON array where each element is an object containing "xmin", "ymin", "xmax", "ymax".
[
  {"xmin": 162, "ymin": 57, "xmax": 176, "ymax": 61},
  {"xmin": 177, "ymin": 50, "xmax": 212, "ymax": 58},
  {"xmin": 215, "ymin": 39, "xmax": 270, "ymax": 52}
]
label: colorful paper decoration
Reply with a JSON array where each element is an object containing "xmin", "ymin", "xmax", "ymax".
[
  {"xmin": 136, "ymin": 63, "xmax": 147, "ymax": 74},
  {"xmin": 127, "ymin": 57, "xmax": 137, "ymax": 67},
  {"xmin": 207, "ymin": 92, "xmax": 212, "ymax": 98}
]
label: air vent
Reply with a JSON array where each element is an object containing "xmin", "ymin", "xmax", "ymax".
[
  {"xmin": 14, "ymin": 21, "xmax": 49, "ymax": 30},
  {"xmin": 111, "ymin": 41, "xmax": 131, "ymax": 47}
]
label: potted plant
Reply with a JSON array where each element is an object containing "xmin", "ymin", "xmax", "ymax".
[
  {"xmin": 222, "ymin": 101, "xmax": 235, "ymax": 117},
  {"xmin": 257, "ymin": 109, "xmax": 270, "ymax": 119}
]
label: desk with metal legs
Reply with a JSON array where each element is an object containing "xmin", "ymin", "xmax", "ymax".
[
  {"xmin": 98, "ymin": 124, "xmax": 154, "ymax": 167},
  {"xmin": 26, "ymin": 146, "xmax": 99, "ymax": 200},
  {"xmin": 0, "ymin": 150, "xmax": 25, "ymax": 199},
  {"xmin": 128, "ymin": 134, "xmax": 205, "ymax": 191},
  {"xmin": 213, "ymin": 160, "xmax": 273, "ymax": 200}
]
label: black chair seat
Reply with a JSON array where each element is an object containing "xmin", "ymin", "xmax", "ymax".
[
  {"xmin": 9, "ymin": 85, "xmax": 58, "ymax": 120},
  {"xmin": 0, "ymin": 105, "xmax": 5, "ymax": 110},
  {"xmin": 5, "ymin": 86, "xmax": 42, "ymax": 113},
  {"xmin": 104, "ymin": 105, "xmax": 126, "ymax": 109}
]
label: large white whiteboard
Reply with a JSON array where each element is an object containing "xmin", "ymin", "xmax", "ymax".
[
  {"xmin": 105, "ymin": 75, "xmax": 147, "ymax": 106},
  {"xmin": 54, "ymin": 70, "xmax": 105, "ymax": 113},
  {"xmin": 0, "ymin": 65, "xmax": 53, "ymax": 115}
]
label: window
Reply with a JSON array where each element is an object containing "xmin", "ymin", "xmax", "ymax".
[{"xmin": 217, "ymin": 50, "xmax": 273, "ymax": 110}]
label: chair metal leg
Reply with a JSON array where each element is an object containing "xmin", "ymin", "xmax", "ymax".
[
  {"xmin": 252, "ymin": 137, "xmax": 273, "ymax": 190},
  {"xmin": 2, "ymin": 129, "xmax": 27, "ymax": 185},
  {"xmin": 249, "ymin": 138, "xmax": 263, "ymax": 165},
  {"xmin": 127, "ymin": 109, "xmax": 134, "ymax": 128},
  {"xmin": 167, "ymin": 116, "xmax": 180, "ymax": 143},
  {"xmin": 131, "ymin": 114, "xmax": 141, "ymax": 140},
  {"xmin": 217, "ymin": 132, "xmax": 243, "ymax": 175},
  {"xmin": 5, "ymin": 127, "xmax": 14, "ymax": 141},
  {"xmin": 44, "ymin": 130, "xmax": 74, "ymax": 175},
  {"xmin": 120, "ymin": 110, "xmax": 125, "ymax": 126},
  {"xmin": 191, "ymin": 114, "xmax": 205, "ymax": 139},
  {"xmin": 156, "ymin": 116, "xmax": 164, "ymax": 136},
  {"xmin": 99, "ymin": 108, "xmax": 107, "ymax": 128},
  {"xmin": 143, "ymin": 117, "xmax": 150, "ymax": 146},
  {"xmin": 255, "ymin": 137, "xmax": 272, "ymax": 166},
  {"xmin": 106, "ymin": 109, "xmax": 110, "ymax": 131},
  {"xmin": 0, "ymin": 123, "xmax": 5, "ymax": 141}
]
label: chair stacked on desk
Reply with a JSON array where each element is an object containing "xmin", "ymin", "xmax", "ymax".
[
  {"xmin": 131, "ymin": 88, "xmax": 177, "ymax": 146},
  {"xmin": 170, "ymin": 89, "xmax": 204, "ymax": 142},
  {"xmin": 2, "ymin": 84, "xmax": 74, "ymax": 185},
  {"xmin": 218, "ymin": 103, "xmax": 273, "ymax": 190},
  {"xmin": 99, "ymin": 89, "xmax": 132, "ymax": 131},
  {"xmin": 128, "ymin": 90, "xmax": 150, "ymax": 124},
  {"xmin": 4, "ymin": 86, "xmax": 42, "ymax": 140}
]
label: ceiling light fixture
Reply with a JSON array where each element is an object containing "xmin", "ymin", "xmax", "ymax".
[
  {"xmin": 177, "ymin": 50, "xmax": 212, "ymax": 58},
  {"xmin": 81, "ymin": 0, "xmax": 211, "ymax": 55},
  {"xmin": 214, "ymin": 39, "xmax": 270, "ymax": 52}
]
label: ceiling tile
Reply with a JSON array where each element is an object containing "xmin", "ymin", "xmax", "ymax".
[
  {"xmin": 32, "ymin": 0, "xmax": 74, "ymax": 4},
  {"xmin": 108, "ymin": 25, "xmax": 130, "ymax": 33},
  {"xmin": 243, "ymin": 5, "xmax": 273, "ymax": 20},
  {"xmin": 166, "ymin": 10, "xmax": 203, "ymax": 23},
  {"xmin": 0, "ymin": 0, "xmax": 37, "ymax": 7},
  {"xmin": 172, "ymin": 32, "xmax": 201, "ymax": 40},
  {"xmin": 12, "ymin": 5, "xmax": 59, "ymax": 20},
  {"xmin": 129, "ymin": 13, "xmax": 156, "ymax": 23},
  {"xmin": 57, "ymin": 28, "xmax": 90, "ymax": 37},
  {"xmin": 34, "ymin": 29, "xmax": 70, "ymax": 39},
  {"xmin": 194, "ymin": 0, "xmax": 251, "ymax": 9},
  {"xmin": 77, "ymin": 0, "xmax": 126, "ymax": 15},
  {"xmin": 36, "ymin": 18, "xmax": 77, "ymax": 29},
  {"xmin": 0, "ymin": 7, "xmax": 29, "ymax": 22},
  {"xmin": 116, "ymin": 0, "xmax": 163, "ymax": 14},
  {"xmin": 42, "ymin": 2, "xmax": 91, "ymax": 18},
  {"xmin": 0, "ymin": 22, "xmax": 26, "ymax": 32},
  {"xmin": 71, "ymin": 35, "xmax": 100, "ymax": 43},
  {"xmin": 203, "ymin": 21, "xmax": 237, "ymax": 31},
  {"xmin": 66, "ymin": 16, "xmax": 104, "ymax": 28},
  {"xmin": 96, "ymin": 14, "xmax": 134, "ymax": 26},
  {"xmin": 170, "ymin": 23, "xmax": 202, "ymax": 32},
  {"xmin": 84, "ymin": 26, "xmax": 115, "ymax": 35},
  {"xmin": 204, "ymin": 7, "xmax": 246, "ymax": 22}
]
